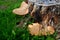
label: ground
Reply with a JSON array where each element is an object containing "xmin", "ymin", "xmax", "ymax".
[{"xmin": 0, "ymin": 0, "xmax": 57, "ymax": 40}]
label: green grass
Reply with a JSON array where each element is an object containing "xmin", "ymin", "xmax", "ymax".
[{"xmin": 0, "ymin": 0, "xmax": 57, "ymax": 40}]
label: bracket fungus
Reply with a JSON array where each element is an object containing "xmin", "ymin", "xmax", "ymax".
[
  {"xmin": 28, "ymin": 23, "xmax": 55, "ymax": 36},
  {"xmin": 13, "ymin": 1, "xmax": 29, "ymax": 15}
]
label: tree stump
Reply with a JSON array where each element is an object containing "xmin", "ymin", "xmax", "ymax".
[{"xmin": 29, "ymin": 4, "xmax": 60, "ymax": 39}]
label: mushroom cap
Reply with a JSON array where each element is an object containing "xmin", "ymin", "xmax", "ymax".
[
  {"xmin": 47, "ymin": 26, "xmax": 55, "ymax": 34},
  {"xmin": 28, "ymin": 23, "xmax": 42, "ymax": 35},
  {"xmin": 13, "ymin": 1, "xmax": 29, "ymax": 15}
]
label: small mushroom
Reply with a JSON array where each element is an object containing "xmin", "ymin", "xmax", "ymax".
[
  {"xmin": 41, "ymin": 26, "xmax": 55, "ymax": 35},
  {"xmin": 47, "ymin": 26, "xmax": 55, "ymax": 34}
]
